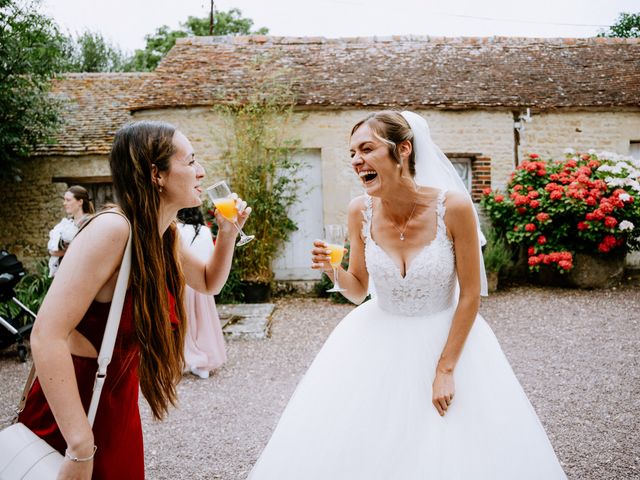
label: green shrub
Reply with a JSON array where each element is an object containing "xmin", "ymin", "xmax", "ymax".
[
  {"xmin": 214, "ymin": 56, "xmax": 303, "ymax": 285},
  {"xmin": 482, "ymin": 228, "xmax": 513, "ymax": 274},
  {"xmin": 0, "ymin": 260, "xmax": 52, "ymax": 325}
]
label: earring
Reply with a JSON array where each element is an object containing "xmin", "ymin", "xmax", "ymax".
[
  {"xmin": 158, "ymin": 186, "xmax": 163, "ymax": 193},
  {"xmin": 396, "ymin": 163, "xmax": 402, "ymax": 168}
]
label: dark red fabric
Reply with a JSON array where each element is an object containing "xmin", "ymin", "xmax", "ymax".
[{"xmin": 19, "ymin": 292, "xmax": 144, "ymax": 479}]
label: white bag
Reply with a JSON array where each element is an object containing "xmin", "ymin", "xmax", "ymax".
[{"xmin": 0, "ymin": 423, "xmax": 64, "ymax": 479}]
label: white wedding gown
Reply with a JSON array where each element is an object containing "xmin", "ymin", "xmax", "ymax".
[{"xmin": 249, "ymin": 191, "xmax": 566, "ymax": 479}]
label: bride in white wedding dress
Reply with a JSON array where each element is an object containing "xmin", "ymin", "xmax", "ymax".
[{"xmin": 248, "ymin": 111, "xmax": 566, "ymax": 479}]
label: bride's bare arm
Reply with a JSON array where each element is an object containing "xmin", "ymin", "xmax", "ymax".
[
  {"xmin": 311, "ymin": 196, "xmax": 369, "ymax": 304},
  {"xmin": 432, "ymin": 191, "xmax": 481, "ymax": 416}
]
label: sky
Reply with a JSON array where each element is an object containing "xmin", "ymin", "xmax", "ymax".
[{"xmin": 41, "ymin": 0, "xmax": 640, "ymax": 54}]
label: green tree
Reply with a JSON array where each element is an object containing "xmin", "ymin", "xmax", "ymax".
[
  {"xmin": 0, "ymin": 0, "xmax": 67, "ymax": 180},
  {"xmin": 124, "ymin": 8, "xmax": 268, "ymax": 71},
  {"xmin": 62, "ymin": 30, "xmax": 127, "ymax": 72},
  {"xmin": 598, "ymin": 12, "xmax": 640, "ymax": 38}
]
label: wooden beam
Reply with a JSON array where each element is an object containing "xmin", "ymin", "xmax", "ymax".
[{"xmin": 52, "ymin": 176, "xmax": 113, "ymax": 184}]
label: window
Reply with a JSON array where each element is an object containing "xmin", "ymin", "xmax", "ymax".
[
  {"xmin": 450, "ymin": 158, "xmax": 472, "ymax": 193},
  {"xmin": 630, "ymin": 141, "xmax": 640, "ymax": 160}
]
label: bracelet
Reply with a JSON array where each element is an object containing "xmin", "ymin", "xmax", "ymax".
[{"xmin": 65, "ymin": 445, "xmax": 97, "ymax": 462}]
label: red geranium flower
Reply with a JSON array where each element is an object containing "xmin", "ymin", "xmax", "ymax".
[
  {"xmin": 550, "ymin": 190, "xmax": 563, "ymax": 200},
  {"xmin": 525, "ymin": 223, "xmax": 536, "ymax": 232},
  {"xmin": 604, "ymin": 216, "xmax": 618, "ymax": 228},
  {"xmin": 558, "ymin": 260, "xmax": 572, "ymax": 270}
]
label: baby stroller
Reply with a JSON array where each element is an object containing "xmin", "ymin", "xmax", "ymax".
[{"xmin": 0, "ymin": 250, "xmax": 37, "ymax": 362}]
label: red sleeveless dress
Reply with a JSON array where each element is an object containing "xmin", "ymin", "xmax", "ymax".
[{"xmin": 19, "ymin": 291, "xmax": 179, "ymax": 479}]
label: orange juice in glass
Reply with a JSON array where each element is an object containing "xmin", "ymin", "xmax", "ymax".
[
  {"xmin": 324, "ymin": 225, "xmax": 346, "ymax": 292},
  {"xmin": 327, "ymin": 244, "xmax": 345, "ymax": 268},
  {"xmin": 213, "ymin": 197, "xmax": 238, "ymax": 222},
  {"xmin": 206, "ymin": 180, "xmax": 254, "ymax": 246}
]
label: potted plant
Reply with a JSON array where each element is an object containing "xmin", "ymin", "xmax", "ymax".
[
  {"xmin": 481, "ymin": 150, "xmax": 640, "ymax": 288},
  {"xmin": 482, "ymin": 228, "xmax": 512, "ymax": 292},
  {"xmin": 214, "ymin": 59, "xmax": 303, "ymax": 302}
]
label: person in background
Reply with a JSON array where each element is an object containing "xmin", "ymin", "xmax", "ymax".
[
  {"xmin": 47, "ymin": 185, "xmax": 94, "ymax": 277},
  {"xmin": 177, "ymin": 206, "xmax": 228, "ymax": 379}
]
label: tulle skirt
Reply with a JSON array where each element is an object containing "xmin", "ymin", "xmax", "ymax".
[
  {"xmin": 183, "ymin": 285, "xmax": 227, "ymax": 372},
  {"xmin": 248, "ymin": 299, "xmax": 566, "ymax": 479}
]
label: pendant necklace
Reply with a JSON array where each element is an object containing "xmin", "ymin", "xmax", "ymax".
[{"xmin": 389, "ymin": 202, "xmax": 418, "ymax": 241}]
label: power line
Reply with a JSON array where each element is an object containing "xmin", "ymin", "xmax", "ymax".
[
  {"xmin": 316, "ymin": 0, "xmax": 612, "ymax": 28},
  {"xmin": 431, "ymin": 11, "xmax": 611, "ymax": 28}
]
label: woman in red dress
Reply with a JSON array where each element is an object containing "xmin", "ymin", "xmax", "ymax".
[{"xmin": 19, "ymin": 121, "xmax": 250, "ymax": 479}]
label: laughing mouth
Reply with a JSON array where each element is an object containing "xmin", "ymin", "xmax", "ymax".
[{"xmin": 359, "ymin": 170, "xmax": 378, "ymax": 184}]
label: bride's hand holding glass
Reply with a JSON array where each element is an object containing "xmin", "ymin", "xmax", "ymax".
[
  {"xmin": 310, "ymin": 239, "xmax": 336, "ymax": 275},
  {"xmin": 312, "ymin": 225, "xmax": 347, "ymax": 292}
]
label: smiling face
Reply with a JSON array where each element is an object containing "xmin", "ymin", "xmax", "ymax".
[
  {"xmin": 158, "ymin": 131, "xmax": 206, "ymax": 210},
  {"xmin": 63, "ymin": 191, "xmax": 83, "ymax": 216},
  {"xmin": 350, "ymin": 123, "xmax": 407, "ymax": 197}
]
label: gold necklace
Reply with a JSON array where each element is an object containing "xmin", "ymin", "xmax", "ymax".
[{"xmin": 388, "ymin": 202, "xmax": 418, "ymax": 241}]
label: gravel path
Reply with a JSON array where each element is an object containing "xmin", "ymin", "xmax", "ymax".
[{"xmin": 1, "ymin": 286, "xmax": 638, "ymax": 479}]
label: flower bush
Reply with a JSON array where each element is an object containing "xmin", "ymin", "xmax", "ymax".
[{"xmin": 481, "ymin": 151, "xmax": 640, "ymax": 272}]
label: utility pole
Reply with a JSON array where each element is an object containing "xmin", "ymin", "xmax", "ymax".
[{"xmin": 209, "ymin": 0, "xmax": 215, "ymax": 35}]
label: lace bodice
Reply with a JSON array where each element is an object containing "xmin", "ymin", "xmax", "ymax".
[{"xmin": 362, "ymin": 190, "xmax": 457, "ymax": 316}]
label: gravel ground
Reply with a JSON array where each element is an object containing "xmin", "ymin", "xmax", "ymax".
[{"xmin": 1, "ymin": 286, "xmax": 638, "ymax": 479}]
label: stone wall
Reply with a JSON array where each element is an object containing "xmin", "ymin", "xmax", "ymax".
[
  {"xmin": 518, "ymin": 111, "xmax": 640, "ymax": 160},
  {"xmin": 0, "ymin": 154, "xmax": 109, "ymax": 269},
  {"xmin": 133, "ymin": 108, "xmax": 515, "ymax": 227},
  {"xmin": 3, "ymin": 107, "xmax": 640, "ymax": 270}
]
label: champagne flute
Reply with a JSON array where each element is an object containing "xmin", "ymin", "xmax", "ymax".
[
  {"xmin": 324, "ymin": 224, "xmax": 346, "ymax": 293},
  {"xmin": 206, "ymin": 180, "xmax": 255, "ymax": 246}
]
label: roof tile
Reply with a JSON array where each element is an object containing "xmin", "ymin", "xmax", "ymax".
[{"xmin": 129, "ymin": 35, "xmax": 640, "ymax": 111}]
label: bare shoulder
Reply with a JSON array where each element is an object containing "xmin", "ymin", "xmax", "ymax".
[
  {"xmin": 76, "ymin": 211, "xmax": 130, "ymax": 247},
  {"xmin": 443, "ymin": 190, "xmax": 472, "ymax": 212},
  {"xmin": 443, "ymin": 191, "xmax": 476, "ymax": 233},
  {"xmin": 348, "ymin": 195, "xmax": 368, "ymax": 216}
]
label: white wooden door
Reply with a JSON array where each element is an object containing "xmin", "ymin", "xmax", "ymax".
[{"xmin": 273, "ymin": 149, "xmax": 324, "ymax": 280}]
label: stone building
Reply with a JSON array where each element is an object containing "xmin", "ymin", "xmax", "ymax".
[{"xmin": 1, "ymin": 36, "xmax": 639, "ymax": 279}]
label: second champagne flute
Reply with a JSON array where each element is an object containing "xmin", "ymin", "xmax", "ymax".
[{"xmin": 206, "ymin": 180, "xmax": 255, "ymax": 246}]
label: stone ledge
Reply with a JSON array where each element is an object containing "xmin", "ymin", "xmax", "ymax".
[{"xmin": 218, "ymin": 303, "xmax": 275, "ymax": 339}]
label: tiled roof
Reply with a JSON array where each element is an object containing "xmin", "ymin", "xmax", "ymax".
[
  {"xmin": 130, "ymin": 36, "xmax": 640, "ymax": 111},
  {"xmin": 34, "ymin": 73, "xmax": 150, "ymax": 156}
]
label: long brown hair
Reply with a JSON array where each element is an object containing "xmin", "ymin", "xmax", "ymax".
[
  {"xmin": 109, "ymin": 120, "xmax": 186, "ymax": 420},
  {"xmin": 67, "ymin": 185, "xmax": 95, "ymax": 214},
  {"xmin": 351, "ymin": 111, "xmax": 417, "ymax": 177}
]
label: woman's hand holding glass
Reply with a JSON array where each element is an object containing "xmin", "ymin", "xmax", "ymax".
[
  {"xmin": 312, "ymin": 225, "xmax": 347, "ymax": 292},
  {"xmin": 206, "ymin": 180, "xmax": 254, "ymax": 246},
  {"xmin": 311, "ymin": 239, "xmax": 336, "ymax": 274}
]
